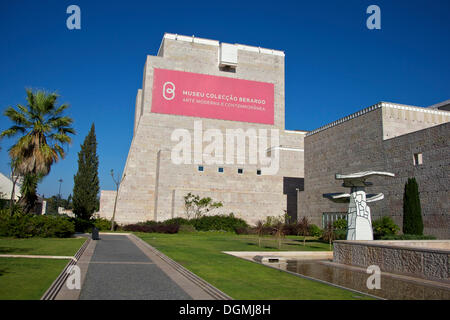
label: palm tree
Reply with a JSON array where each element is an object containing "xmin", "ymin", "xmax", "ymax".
[
  {"xmin": 1, "ymin": 89, "xmax": 75, "ymax": 212},
  {"xmin": 1, "ymin": 89, "xmax": 75, "ymax": 176}
]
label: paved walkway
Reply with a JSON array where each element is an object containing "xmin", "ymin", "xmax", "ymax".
[{"xmin": 79, "ymin": 234, "xmax": 192, "ymax": 300}]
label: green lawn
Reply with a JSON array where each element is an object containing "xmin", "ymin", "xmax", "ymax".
[
  {"xmin": 0, "ymin": 258, "xmax": 69, "ymax": 300},
  {"xmin": 0, "ymin": 237, "xmax": 86, "ymax": 256},
  {"xmin": 138, "ymin": 232, "xmax": 373, "ymax": 300},
  {"xmin": 0, "ymin": 237, "xmax": 86, "ymax": 300}
]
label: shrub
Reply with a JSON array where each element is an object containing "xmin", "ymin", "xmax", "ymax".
[
  {"xmin": 308, "ymin": 224, "xmax": 323, "ymax": 238},
  {"xmin": 332, "ymin": 218, "xmax": 347, "ymax": 240},
  {"xmin": 380, "ymin": 234, "xmax": 436, "ymax": 240},
  {"xmin": 178, "ymin": 224, "xmax": 196, "ymax": 233},
  {"xmin": 282, "ymin": 223, "xmax": 298, "ymax": 236},
  {"xmin": 0, "ymin": 212, "xmax": 75, "ymax": 238},
  {"xmin": 403, "ymin": 177, "xmax": 423, "ymax": 235},
  {"xmin": 70, "ymin": 217, "xmax": 94, "ymax": 233},
  {"xmin": 93, "ymin": 218, "xmax": 112, "ymax": 231},
  {"xmin": 164, "ymin": 217, "xmax": 191, "ymax": 226},
  {"xmin": 235, "ymin": 227, "xmax": 252, "ymax": 235},
  {"xmin": 122, "ymin": 223, "xmax": 179, "ymax": 234},
  {"xmin": 190, "ymin": 214, "xmax": 248, "ymax": 232},
  {"xmin": 372, "ymin": 216, "xmax": 400, "ymax": 239},
  {"xmin": 333, "ymin": 218, "xmax": 347, "ymax": 231}
]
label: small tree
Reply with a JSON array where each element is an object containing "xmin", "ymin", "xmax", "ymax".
[
  {"xmin": 272, "ymin": 221, "xmax": 284, "ymax": 250},
  {"xmin": 183, "ymin": 193, "xmax": 223, "ymax": 219},
  {"xmin": 322, "ymin": 222, "xmax": 336, "ymax": 251},
  {"xmin": 297, "ymin": 217, "xmax": 310, "ymax": 246},
  {"xmin": 403, "ymin": 177, "xmax": 423, "ymax": 235},
  {"xmin": 255, "ymin": 220, "xmax": 264, "ymax": 247},
  {"xmin": 8, "ymin": 160, "xmax": 21, "ymax": 216},
  {"xmin": 110, "ymin": 169, "xmax": 126, "ymax": 231}
]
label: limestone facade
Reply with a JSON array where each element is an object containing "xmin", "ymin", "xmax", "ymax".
[{"xmin": 99, "ymin": 34, "xmax": 305, "ymax": 225}]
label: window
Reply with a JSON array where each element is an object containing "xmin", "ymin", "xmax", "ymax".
[
  {"xmin": 198, "ymin": 166, "xmax": 204, "ymax": 172},
  {"xmin": 237, "ymin": 168, "xmax": 243, "ymax": 174},
  {"xmin": 218, "ymin": 167, "xmax": 224, "ymax": 173},
  {"xmin": 413, "ymin": 153, "xmax": 423, "ymax": 166},
  {"xmin": 256, "ymin": 169, "xmax": 262, "ymax": 175}
]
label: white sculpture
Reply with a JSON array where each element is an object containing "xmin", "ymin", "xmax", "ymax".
[{"xmin": 324, "ymin": 171, "xmax": 395, "ymax": 240}]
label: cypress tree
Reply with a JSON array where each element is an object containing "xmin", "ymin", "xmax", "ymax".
[
  {"xmin": 402, "ymin": 177, "xmax": 423, "ymax": 235},
  {"xmin": 73, "ymin": 123, "xmax": 99, "ymax": 220}
]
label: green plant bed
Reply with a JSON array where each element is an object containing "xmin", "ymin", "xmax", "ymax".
[
  {"xmin": 137, "ymin": 232, "xmax": 371, "ymax": 300},
  {"xmin": 0, "ymin": 237, "xmax": 86, "ymax": 256},
  {"xmin": 380, "ymin": 234, "xmax": 436, "ymax": 240},
  {"xmin": 0, "ymin": 258, "xmax": 69, "ymax": 299}
]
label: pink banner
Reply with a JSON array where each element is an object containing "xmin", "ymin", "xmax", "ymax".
[{"xmin": 151, "ymin": 68, "xmax": 274, "ymax": 124}]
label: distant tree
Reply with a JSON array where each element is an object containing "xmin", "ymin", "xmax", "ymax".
[
  {"xmin": 403, "ymin": 177, "xmax": 423, "ymax": 235},
  {"xmin": 297, "ymin": 217, "xmax": 310, "ymax": 246},
  {"xmin": 19, "ymin": 173, "xmax": 42, "ymax": 213},
  {"xmin": 322, "ymin": 222, "xmax": 336, "ymax": 251},
  {"xmin": 272, "ymin": 221, "xmax": 285, "ymax": 250},
  {"xmin": 110, "ymin": 169, "xmax": 125, "ymax": 231},
  {"xmin": 8, "ymin": 160, "xmax": 21, "ymax": 216},
  {"xmin": 255, "ymin": 220, "xmax": 265, "ymax": 247},
  {"xmin": 72, "ymin": 124, "xmax": 99, "ymax": 220}
]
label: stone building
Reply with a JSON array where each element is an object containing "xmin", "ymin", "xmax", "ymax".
[
  {"xmin": 99, "ymin": 33, "xmax": 449, "ymax": 238},
  {"xmin": 298, "ymin": 102, "xmax": 450, "ymax": 238},
  {"xmin": 99, "ymin": 33, "xmax": 305, "ymax": 225}
]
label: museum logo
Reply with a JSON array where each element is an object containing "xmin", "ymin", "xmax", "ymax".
[{"xmin": 163, "ymin": 81, "xmax": 176, "ymax": 101}]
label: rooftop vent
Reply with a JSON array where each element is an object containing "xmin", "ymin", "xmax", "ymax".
[{"xmin": 219, "ymin": 43, "xmax": 237, "ymax": 68}]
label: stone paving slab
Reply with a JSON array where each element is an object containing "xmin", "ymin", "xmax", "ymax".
[{"xmin": 79, "ymin": 234, "xmax": 191, "ymax": 300}]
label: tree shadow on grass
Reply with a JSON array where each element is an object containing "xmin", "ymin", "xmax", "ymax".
[
  {"xmin": 0, "ymin": 268, "xmax": 8, "ymax": 276},
  {"xmin": 0, "ymin": 247, "xmax": 32, "ymax": 254}
]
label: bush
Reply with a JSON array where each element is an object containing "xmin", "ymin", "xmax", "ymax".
[
  {"xmin": 122, "ymin": 223, "xmax": 179, "ymax": 234},
  {"xmin": 0, "ymin": 211, "xmax": 75, "ymax": 238},
  {"xmin": 372, "ymin": 216, "xmax": 400, "ymax": 240},
  {"xmin": 93, "ymin": 218, "xmax": 112, "ymax": 231},
  {"xmin": 178, "ymin": 224, "xmax": 196, "ymax": 233},
  {"xmin": 70, "ymin": 217, "xmax": 93, "ymax": 233},
  {"xmin": 164, "ymin": 217, "xmax": 191, "ymax": 226},
  {"xmin": 332, "ymin": 218, "xmax": 347, "ymax": 240},
  {"xmin": 189, "ymin": 214, "xmax": 248, "ymax": 232},
  {"xmin": 380, "ymin": 234, "xmax": 436, "ymax": 240},
  {"xmin": 282, "ymin": 223, "xmax": 298, "ymax": 236},
  {"xmin": 333, "ymin": 218, "xmax": 347, "ymax": 231},
  {"xmin": 235, "ymin": 227, "xmax": 252, "ymax": 235},
  {"xmin": 308, "ymin": 224, "xmax": 323, "ymax": 238}
]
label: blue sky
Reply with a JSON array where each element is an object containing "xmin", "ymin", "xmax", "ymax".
[{"xmin": 0, "ymin": 0, "xmax": 449, "ymax": 198}]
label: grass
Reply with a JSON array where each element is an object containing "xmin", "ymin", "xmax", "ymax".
[
  {"xmin": 137, "ymin": 232, "xmax": 373, "ymax": 300},
  {"xmin": 0, "ymin": 237, "xmax": 86, "ymax": 300},
  {"xmin": 0, "ymin": 237, "xmax": 86, "ymax": 256},
  {"xmin": 0, "ymin": 258, "xmax": 69, "ymax": 299}
]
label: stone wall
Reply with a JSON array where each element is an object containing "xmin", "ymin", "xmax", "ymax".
[
  {"xmin": 333, "ymin": 240, "xmax": 450, "ymax": 282},
  {"xmin": 298, "ymin": 103, "xmax": 450, "ymax": 238}
]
